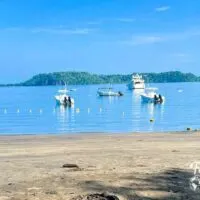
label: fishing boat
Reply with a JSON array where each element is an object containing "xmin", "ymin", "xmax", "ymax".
[
  {"xmin": 127, "ymin": 74, "xmax": 145, "ymax": 89},
  {"xmin": 141, "ymin": 88, "xmax": 165, "ymax": 103},
  {"xmin": 97, "ymin": 88, "xmax": 123, "ymax": 97},
  {"xmin": 55, "ymin": 88, "xmax": 75, "ymax": 106}
]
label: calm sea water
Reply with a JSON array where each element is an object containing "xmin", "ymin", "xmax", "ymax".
[{"xmin": 0, "ymin": 83, "xmax": 199, "ymax": 135}]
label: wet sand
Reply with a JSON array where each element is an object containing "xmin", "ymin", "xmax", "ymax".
[{"xmin": 0, "ymin": 132, "xmax": 200, "ymax": 200}]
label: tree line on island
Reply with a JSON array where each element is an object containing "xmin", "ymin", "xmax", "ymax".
[{"xmin": 1, "ymin": 71, "xmax": 200, "ymax": 86}]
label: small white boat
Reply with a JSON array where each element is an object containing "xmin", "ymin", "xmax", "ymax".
[
  {"xmin": 58, "ymin": 88, "xmax": 69, "ymax": 93},
  {"xmin": 55, "ymin": 88, "xmax": 75, "ymax": 106},
  {"xmin": 177, "ymin": 89, "xmax": 183, "ymax": 93},
  {"xmin": 127, "ymin": 74, "xmax": 145, "ymax": 90},
  {"xmin": 97, "ymin": 88, "xmax": 123, "ymax": 97},
  {"xmin": 141, "ymin": 88, "xmax": 165, "ymax": 103}
]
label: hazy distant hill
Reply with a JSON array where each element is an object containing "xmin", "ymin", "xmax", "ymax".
[{"xmin": 1, "ymin": 71, "xmax": 200, "ymax": 86}]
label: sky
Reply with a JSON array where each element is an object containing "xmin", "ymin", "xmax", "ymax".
[{"xmin": 0, "ymin": 0, "xmax": 200, "ymax": 83}]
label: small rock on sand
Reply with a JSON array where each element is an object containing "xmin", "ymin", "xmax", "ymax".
[
  {"xmin": 172, "ymin": 150, "xmax": 180, "ymax": 152},
  {"xmin": 62, "ymin": 164, "xmax": 79, "ymax": 168}
]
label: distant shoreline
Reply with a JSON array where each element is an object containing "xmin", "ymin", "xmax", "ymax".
[
  {"xmin": 0, "ymin": 71, "xmax": 199, "ymax": 86},
  {"xmin": 0, "ymin": 81, "xmax": 200, "ymax": 87},
  {"xmin": 1, "ymin": 81, "xmax": 200, "ymax": 88}
]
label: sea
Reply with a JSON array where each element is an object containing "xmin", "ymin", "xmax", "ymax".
[{"xmin": 0, "ymin": 82, "xmax": 199, "ymax": 135}]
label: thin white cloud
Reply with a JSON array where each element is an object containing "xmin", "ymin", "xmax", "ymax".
[
  {"xmin": 124, "ymin": 36, "xmax": 163, "ymax": 45},
  {"xmin": 1, "ymin": 27, "xmax": 22, "ymax": 32},
  {"xmin": 115, "ymin": 18, "xmax": 136, "ymax": 22},
  {"xmin": 87, "ymin": 21, "xmax": 102, "ymax": 25},
  {"xmin": 0, "ymin": 27, "xmax": 95, "ymax": 35},
  {"xmin": 121, "ymin": 28, "xmax": 200, "ymax": 46},
  {"xmin": 31, "ymin": 28, "xmax": 93, "ymax": 35},
  {"xmin": 86, "ymin": 17, "xmax": 136, "ymax": 25},
  {"xmin": 155, "ymin": 6, "xmax": 170, "ymax": 12},
  {"xmin": 172, "ymin": 53, "xmax": 188, "ymax": 58},
  {"xmin": 171, "ymin": 53, "xmax": 195, "ymax": 63},
  {"xmin": 165, "ymin": 29, "xmax": 200, "ymax": 41}
]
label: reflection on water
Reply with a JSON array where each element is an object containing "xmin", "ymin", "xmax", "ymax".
[
  {"xmin": 132, "ymin": 89, "xmax": 144, "ymax": 101},
  {"xmin": 98, "ymin": 95, "xmax": 122, "ymax": 105},
  {"xmin": 147, "ymin": 103, "xmax": 155, "ymax": 117},
  {"xmin": 133, "ymin": 89, "xmax": 144, "ymax": 96},
  {"xmin": 56, "ymin": 105, "xmax": 75, "ymax": 133},
  {"xmin": 140, "ymin": 101, "xmax": 165, "ymax": 117}
]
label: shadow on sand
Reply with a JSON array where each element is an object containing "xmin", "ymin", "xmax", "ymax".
[{"xmin": 78, "ymin": 168, "xmax": 199, "ymax": 200}]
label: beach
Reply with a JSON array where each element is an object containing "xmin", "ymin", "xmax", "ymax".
[{"xmin": 0, "ymin": 132, "xmax": 200, "ymax": 200}]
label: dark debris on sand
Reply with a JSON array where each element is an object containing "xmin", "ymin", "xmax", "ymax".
[
  {"xmin": 71, "ymin": 193, "xmax": 120, "ymax": 200},
  {"xmin": 62, "ymin": 164, "xmax": 79, "ymax": 168}
]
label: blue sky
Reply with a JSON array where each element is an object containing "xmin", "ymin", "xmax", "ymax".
[{"xmin": 0, "ymin": 0, "xmax": 200, "ymax": 83}]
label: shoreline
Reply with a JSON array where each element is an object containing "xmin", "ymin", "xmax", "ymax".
[{"xmin": 0, "ymin": 130, "xmax": 196, "ymax": 137}]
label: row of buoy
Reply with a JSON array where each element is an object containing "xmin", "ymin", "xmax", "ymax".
[
  {"xmin": 76, "ymin": 108, "xmax": 107, "ymax": 114},
  {"xmin": 1, "ymin": 108, "xmax": 104, "ymax": 114},
  {"xmin": 2, "ymin": 109, "xmax": 197, "ymax": 130},
  {"xmin": 2, "ymin": 109, "xmax": 44, "ymax": 114},
  {"xmin": 0, "ymin": 108, "xmax": 128, "ymax": 118},
  {"xmin": 1, "ymin": 108, "xmax": 157, "ymax": 121}
]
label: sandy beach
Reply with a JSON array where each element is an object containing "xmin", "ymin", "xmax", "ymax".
[{"xmin": 0, "ymin": 132, "xmax": 200, "ymax": 200}]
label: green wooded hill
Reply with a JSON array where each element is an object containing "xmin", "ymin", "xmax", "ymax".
[{"xmin": 1, "ymin": 71, "xmax": 200, "ymax": 86}]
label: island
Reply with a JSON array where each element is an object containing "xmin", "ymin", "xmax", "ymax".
[{"xmin": 0, "ymin": 71, "xmax": 199, "ymax": 86}]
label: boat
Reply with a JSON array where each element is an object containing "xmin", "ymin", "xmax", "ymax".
[
  {"xmin": 127, "ymin": 74, "xmax": 145, "ymax": 89},
  {"xmin": 58, "ymin": 88, "xmax": 69, "ymax": 93},
  {"xmin": 58, "ymin": 82, "xmax": 77, "ymax": 93},
  {"xmin": 55, "ymin": 88, "xmax": 75, "ymax": 106},
  {"xmin": 97, "ymin": 88, "xmax": 123, "ymax": 96},
  {"xmin": 141, "ymin": 88, "xmax": 165, "ymax": 103},
  {"xmin": 177, "ymin": 88, "xmax": 183, "ymax": 93}
]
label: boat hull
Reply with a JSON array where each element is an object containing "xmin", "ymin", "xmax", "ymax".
[
  {"xmin": 141, "ymin": 94, "xmax": 165, "ymax": 103},
  {"xmin": 127, "ymin": 83, "xmax": 145, "ymax": 90},
  {"xmin": 97, "ymin": 91, "xmax": 121, "ymax": 96},
  {"xmin": 141, "ymin": 95, "xmax": 155, "ymax": 103}
]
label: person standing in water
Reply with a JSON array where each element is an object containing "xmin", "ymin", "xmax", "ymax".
[
  {"xmin": 68, "ymin": 96, "xmax": 72, "ymax": 105},
  {"xmin": 154, "ymin": 94, "xmax": 159, "ymax": 102},
  {"xmin": 159, "ymin": 94, "xmax": 163, "ymax": 103},
  {"xmin": 64, "ymin": 96, "xmax": 67, "ymax": 105}
]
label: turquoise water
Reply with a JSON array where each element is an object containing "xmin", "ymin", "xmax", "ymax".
[{"xmin": 0, "ymin": 83, "xmax": 199, "ymax": 134}]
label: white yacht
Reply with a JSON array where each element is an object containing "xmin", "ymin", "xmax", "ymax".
[
  {"xmin": 127, "ymin": 74, "xmax": 145, "ymax": 89},
  {"xmin": 55, "ymin": 87, "xmax": 75, "ymax": 106},
  {"xmin": 141, "ymin": 88, "xmax": 165, "ymax": 104},
  {"xmin": 97, "ymin": 88, "xmax": 123, "ymax": 97}
]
